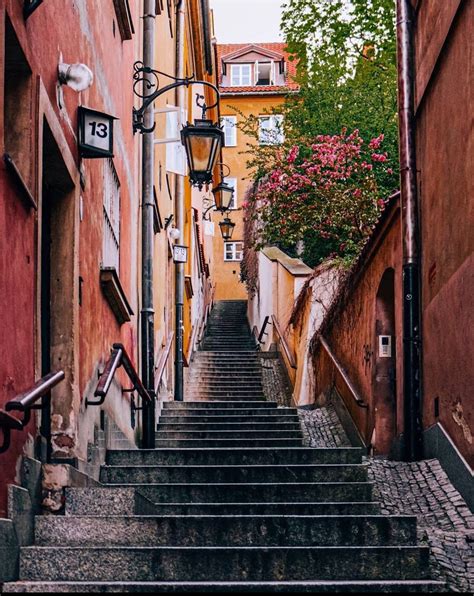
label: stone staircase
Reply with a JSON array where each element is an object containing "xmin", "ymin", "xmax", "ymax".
[{"xmin": 2, "ymin": 301, "xmax": 443, "ymax": 592}]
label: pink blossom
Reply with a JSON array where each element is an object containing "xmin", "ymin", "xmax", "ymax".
[{"xmin": 369, "ymin": 134, "xmax": 384, "ymax": 150}]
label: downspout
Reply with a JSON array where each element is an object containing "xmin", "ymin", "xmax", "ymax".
[
  {"xmin": 396, "ymin": 0, "xmax": 423, "ymax": 461},
  {"xmin": 140, "ymin": 0, "xmax": 156, "ymax": 446},
  {"xmin": 174, "ymin": 0, "xmax": 186, "ymax": 401}
]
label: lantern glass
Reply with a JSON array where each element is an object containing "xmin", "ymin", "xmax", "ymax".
[
  {"xmin": 219, "ymin": 217, "xmax": 236, "ymax": 241},
  {"xmin": 212, "ymin": 182, "xmax": 234, "ymax": 212},
  {"xmin": 181, "ymin": 119, "xmax": 224, "ymax": 188}
]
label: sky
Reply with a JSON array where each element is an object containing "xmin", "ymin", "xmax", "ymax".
[{"xmin": 210, "ymin": 0, "xmax": 284, "ymax": 44}]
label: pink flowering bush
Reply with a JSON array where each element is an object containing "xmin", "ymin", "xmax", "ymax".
[{"xmin": 244, "ymin": 129, "xmax": 393, "ymax": 265}]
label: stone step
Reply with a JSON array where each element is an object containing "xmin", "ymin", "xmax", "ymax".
[
  {"xmin": 153, "ymin": 438, "xmax": 304, "ymax": 448},
  {"xmin": 140, "ymin": 501, "xmax": 381, "ymax": 516},
  {"xmin": 2, "ymin": 580, "xmax": 445, "ymax": 592},
  {"xmin": 157, "ymin": 415, "xmax": 300, "ymax": 424},
  {"xmin": 64, "ymin": 488, "xmax": 156, "ymax": 517},
  {"xmin": 169, "ymin": 398, "xmax": 268, "ymax": 403},
  {"xmin": 106, "ymin": 447, "xmax": 364, "ymax": 466},
  {"xmin": 193, "ymin": 351, "xmax": 259, "ymax": 356},
  {"xmin": 187, "ymin": 377, "xmax": 262, "ymax": 383},
  {"xmin": 154, "ymin": 430, "xmax": 303, "ymax": 440},
  {"xmin": 184, "ymin": 395, "xmax": 266, "ymax": 401},
  {"xmin": 162, "ymin": 401, "xmax": 277, "ymax": 409},
  {"xmin": 156, "ymin": 422, "xmax": 301, "ymax": 431},
  {"xmin": 115, "ymin": 482, "xmax": 373, "ymax": 503},
  {"xmin": 200, "ymin": 350, "xmax": 257, "ymax": 353},
  {"xmin": 188, "ymin": 369, "xmax": 262, "ymax": 376},
  {"xmin": 35, "ymin": 515, "xmax": 417, "ymax": 547},
  {"xmin": 158, "ymin": 408, "xmax": 297, "ymax": 417},
  {"xmin": 18, "ymin": 546, "xmax": 430, "ymax": 581},
  {"xmin": 64, "ymin": 489, "xmax": 378, "ymax": 518},
  {"xmin": 185, "ymin": 389, "xmax": 265, "ymax": 396},
  {"xmin": 186, "ymin": 377, "xmax": 263, "ymax": 384},
  {"xmin": 100, "ymin": 464, "xmax": 367, "ymax": 485},
  {"xmin": 185, "ymin": 387, "xmax": 265, "ymax": 394}
]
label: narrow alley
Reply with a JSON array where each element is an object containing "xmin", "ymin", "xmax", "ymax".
[{"xmin": 0, "ymin": 0, "xmax": 472, "ymax": 593}]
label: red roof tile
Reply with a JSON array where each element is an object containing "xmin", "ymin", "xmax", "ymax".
[{"xmin": 217, "ymin": 42, "xmax": 299, "ymax": 94}]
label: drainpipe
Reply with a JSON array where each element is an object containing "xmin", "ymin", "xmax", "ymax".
[
  {"xmin": 140, "ymin": 0, "xmax": 156, "ymax": 445},
  {"xmin": 396, "ymin": 0, "xmax": 423, "ymax": 461},
  {"xmin": 174, "ymin": 0, "xmax": 186, "ymax": 401}
]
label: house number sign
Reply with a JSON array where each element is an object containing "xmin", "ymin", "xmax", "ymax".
[
  {"xmin": 78, "ymin": 106, "xmax": 117, "ymax": 158},
  {"xmin": 173, "ymin": 245, "xmax": 188, "ymax": 264}
]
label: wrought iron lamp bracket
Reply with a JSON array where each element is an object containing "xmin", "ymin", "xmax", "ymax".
[{"xmin": 132, "ymin": 62, "xmax": 220, "ymax": 134}]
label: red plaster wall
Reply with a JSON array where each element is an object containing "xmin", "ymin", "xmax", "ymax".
[
  {"xmin": 415, "ymin": 0, "xmax": 473, "ymax": 465},
  {"xmin": 0, "ymin": 0, "xmax": 141, "ymax": 515},
  {"xmin": 314, "ymin": 208, "xmax": 403, "ymax": 449}
]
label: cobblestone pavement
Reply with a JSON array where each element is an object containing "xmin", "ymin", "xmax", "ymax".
[
  {"xmin": 367, "ymin": 457, "xmax": 474, "ymax": 593},
  {"xmin": 259, "ymin": 354, "xmax": 293, "ymax": 407},
  {"xmin": 298, "ymin": 403, "xmax": 352, "ymax": 448},
  {"xmin": 298, "ymin": 404, "xmax": 474, "ymax": 593}
]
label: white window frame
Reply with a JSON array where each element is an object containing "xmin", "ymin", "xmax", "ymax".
[
  {"xmin": 255, "ymin": 61, "xmax": 275, "ymax": 86},
  {"xmin": 259, "ymin": 114, "xmax": 284, "ymax": 145},
  {"xmin": 225, "ymin": 177, "xmax": 237, "ymax": 210},
  {"xmin": 224, "ymin": 241, "xmax": 243, "ymax": 262},
  {"xmin": 102, "ymin": 159, "xmax": 121, "ymax": 272},
  {"xmin": 221, "ymin": 115, "xmax": 237, "ymax": 147},
  {"xmin": 231, "ymin": 64, "xmax": 252, "ymax": 86}
]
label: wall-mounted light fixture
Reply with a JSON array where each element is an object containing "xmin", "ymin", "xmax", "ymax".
[
  {"xmin": 132, "ymin": 64, "xmax": 223, "ymax": 189},
  {"xmin": 219, "ymin": 217, "xmax": 236, "ymax": 241},
  {"xmin": 58, "ymin": 62, "xmax": 94, "ymax": 92}
]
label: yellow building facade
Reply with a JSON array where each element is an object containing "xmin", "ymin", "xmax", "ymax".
[{"xmin": 210, "ymin": 43, "xmax": 298, "ymax": 301}]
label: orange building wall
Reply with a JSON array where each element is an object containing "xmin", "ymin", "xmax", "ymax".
[{"xmin": 211, "ymin": 94, "xmax": 285, "ymax": 301}]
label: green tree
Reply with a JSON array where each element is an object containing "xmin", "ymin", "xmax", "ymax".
[{"xmin": 280, "ymin": 0, "xmax": 398, "ymax": 196}]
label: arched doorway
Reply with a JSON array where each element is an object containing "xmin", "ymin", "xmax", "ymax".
[{"xmin": 372, "ymin": 268, "xmax": 397, "ymax": 455}]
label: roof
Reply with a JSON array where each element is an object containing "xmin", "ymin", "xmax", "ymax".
[{"xmin": 217, "ymin": 42, "xmax": 299, "ymax": 95}]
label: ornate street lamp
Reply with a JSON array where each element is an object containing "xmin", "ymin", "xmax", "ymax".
[
  {"xmin": 181, "ymin": 119, "xmax": 224, "ymax": 190},
  {"xmin": 219, "ymin": 217, "xmax": 236, "ymax": 241},
  {"xmin": 132, "ymin": 62, "xmax": 223, "ymax": 417},
  {"xmin": 212, "ymin": 180, "xmax": 234, "ymax": 212}
]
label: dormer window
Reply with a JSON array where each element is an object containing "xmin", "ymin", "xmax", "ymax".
[
  {"xmin": 231, "ymin": 64, "xmax": 252, "ymax": 86},
  {"xmin": 256, "ymin": 62, "xmax": 274, "ymax": 86}
]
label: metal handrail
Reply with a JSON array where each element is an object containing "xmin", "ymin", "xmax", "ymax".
[
  {"xmin": 184, "ymin": 324, "xmax": 199, "ymax": 366},
  {"xmin": 87, "ymin": 343, "xmax": 152, "ymax": 407},
  {"xmin": 155, "ymin": 332, "xmax": 174, "ymax": 394},
  {"xmin": 258, "ymin": 316, "xmax": 270, "ymax": 344},
  {"xmin": 272, "ymin": 315, "xmax": 297, "ymax": 369},
  {"xmin": 319, "ymin": 336, "xmax": 368, "ymax": 409},
  {"xmin": 1, "ymin": 370, "xmax": 65, "ymax": 454}
]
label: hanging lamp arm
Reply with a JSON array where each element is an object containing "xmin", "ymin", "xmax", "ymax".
[{"xmin": 132, "ymin": 62, "xmax": 221, "ymax": 134}]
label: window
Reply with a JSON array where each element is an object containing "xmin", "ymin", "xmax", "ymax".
[
  {"xmin": 221, "ymin": 116, "xmax": 237, "ymax": 147},
  {"xmin": 112, "ymin": 0, "xmax": 135, "ymax": 40},
  {"xmin": 231, "ymin": 64, "xmax": 252, "ymax": 86},
  {"xmin": 259, "ymin": 115, "xmax": 284, "ymax": 145},
  {"xmin": 224, "ymin": 241, "xmax": 243, "ymax": 262},
  {"xmin": 224, "ymin": 177, "xmax": 237, "ymax": 209},
  {"xmin": 102, "ymin": 160, "xmax": 121, "ymax": 272},
  {"xmin": 256, "ymin": 61, "xmax": 274, "ymax": 85},
  {"xmin": 4, "ymin": 17, "xmax": 34, "ymax": 194}
]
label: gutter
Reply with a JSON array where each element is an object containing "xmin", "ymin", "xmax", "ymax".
[{"xmin": 396, "ymin": 0, "xmax": 423, "ymax": 461}]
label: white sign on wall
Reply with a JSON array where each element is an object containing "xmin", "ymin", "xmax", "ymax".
[{"xmin": 78, "ymin": 106, "xmax": 117, "ymax": 158}]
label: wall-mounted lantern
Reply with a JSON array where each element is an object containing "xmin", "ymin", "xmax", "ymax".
[
  {"xmin": 212, "ymin": 180, "xmax": 234, "ymax": 213},
  {"xmin": 219, "ymin": 217, "xmax": 236, "ymax": 241},
  {"xmin": 181, "ymin": 119, "xmax": 224, "ymax": 190},
  {"xmin": 78, "ymin": 106, "xmax": 117, "ymax": 159}
]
